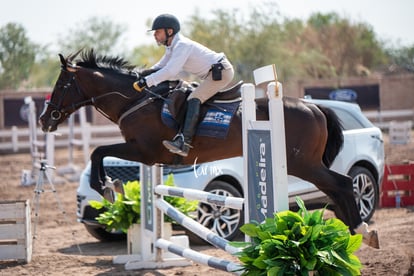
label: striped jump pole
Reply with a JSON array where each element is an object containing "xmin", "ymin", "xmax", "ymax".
[
  {"xmin": 155, "ymin": 198, "xmax": 240, "ymax": 255},
  {"xmin": 156, "ymin": 238, "xmax": 243, "ymax": 274},
  {"xmin": 154, "ymin": 185, "xmax": 244, "ymax": 210}
]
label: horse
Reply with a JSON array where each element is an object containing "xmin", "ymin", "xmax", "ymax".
[{"xmin": 39, "ymin": 49, "xmax": 378, "ymax": 248}]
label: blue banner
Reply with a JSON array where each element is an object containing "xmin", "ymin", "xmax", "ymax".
[{"xmin": 247, "ymin": 129, "xmax": 275, "ymax": 223}]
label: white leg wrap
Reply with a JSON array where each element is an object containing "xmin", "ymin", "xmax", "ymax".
[{"xmin": 355, "ymin": 222, "xmax": 369, "ymax": 235}]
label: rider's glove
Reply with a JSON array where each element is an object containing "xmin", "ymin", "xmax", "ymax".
[{"xmin": 133, "ymin": 77, "xmax": 147, "ymax": 92}]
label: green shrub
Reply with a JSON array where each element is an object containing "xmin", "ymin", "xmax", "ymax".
[
  {"xmin": 89, "ymin": 175, "xmax": 198, "ymax": 233},
  {"xmin": 230, "ymin": 197, "xmax": 362, "ymax": 276}
]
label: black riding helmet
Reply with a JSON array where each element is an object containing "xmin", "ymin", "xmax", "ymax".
[{"xmin": 150, "ymin": 14, "xmax": 180, "ymax": 34}]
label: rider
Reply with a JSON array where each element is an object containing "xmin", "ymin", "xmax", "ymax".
[{"xmin": 133, "ymin": 14, "xmax": 234, "ymax": 157}]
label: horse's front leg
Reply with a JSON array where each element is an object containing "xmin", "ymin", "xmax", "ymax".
[
  {"xmin": 90, "ymin": 145, "xmax": 109, "ymax": 197},
  {"xmin": 90, "ymin": 143, "xmax": 137, "ymax": 199}
]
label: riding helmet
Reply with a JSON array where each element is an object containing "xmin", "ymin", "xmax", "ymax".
[{"xmin": 150, "ymin": 14, "xmax": 180, "ymax": 34}]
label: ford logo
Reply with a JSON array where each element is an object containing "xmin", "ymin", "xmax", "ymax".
[{"xmin": 329, "ymin": 89, "xmax": 357, "ymax": 101}]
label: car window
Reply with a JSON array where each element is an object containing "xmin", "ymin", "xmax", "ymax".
[{"xmin": 331, "ymin": 107, "xmax": 366, "ymax": 130}]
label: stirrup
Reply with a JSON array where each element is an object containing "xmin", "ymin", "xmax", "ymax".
[
  {"xmin": 163, "ymin": 132, "xmax": 194, "ymax": 157},
  {"xmin": 171, "ymin": 133, "xmax": 193, "ymax": 149}
]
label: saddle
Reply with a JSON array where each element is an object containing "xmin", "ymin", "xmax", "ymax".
[{"xmin": 161, "ymin": 80, "xmax": 243, "ymax": 138}]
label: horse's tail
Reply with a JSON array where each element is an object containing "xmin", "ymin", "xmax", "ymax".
[{"xmin": 318, "ymin": 105, "xmax": 344, "ymax": 167}]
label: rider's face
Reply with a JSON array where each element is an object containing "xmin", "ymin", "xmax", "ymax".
[{"xmin": 153, "ymin": 29, "xmax": 173, "ymax": 46}]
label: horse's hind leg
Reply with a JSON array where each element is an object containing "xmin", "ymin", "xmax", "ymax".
[
  {"xmin": 308, "ymin": 167, "xmax": 361, "ymax": 229},
  {"xmin": 297, "ymin": 166, "xmax": 379, "ymax": 248}
]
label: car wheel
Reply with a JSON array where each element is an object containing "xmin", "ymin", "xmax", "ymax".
[
  {"xmin": 186, "ymin": 180, "xmax": 244, "ymax": 244},
  {"xmin": 84, "ymin": 224, "xmax": 126, "ymax": 242},
  {"xmin": 349, "ymin": 166, "xmax": 379, "ymax": 222}
]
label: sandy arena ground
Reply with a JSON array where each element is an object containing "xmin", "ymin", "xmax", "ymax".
[{"xmin": 0, "ymin": 132, "xmax": 413, "ymax": 275}]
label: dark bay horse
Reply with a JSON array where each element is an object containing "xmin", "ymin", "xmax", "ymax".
[{"xmin": 39, "ymin": 50, "xmax": 378, "ymax": 247}]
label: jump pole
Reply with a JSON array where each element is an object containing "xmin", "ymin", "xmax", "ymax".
[{"xmin": 117, "ymin": 164, "xmax": 244, "ymax": 272}]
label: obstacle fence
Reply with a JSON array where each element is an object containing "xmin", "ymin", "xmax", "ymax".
[{"xmin": 114, "ymin": 65, "xmax": 290, "ymax": 274}]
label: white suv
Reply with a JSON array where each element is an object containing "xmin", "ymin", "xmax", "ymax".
[{"xmin": 77, "ymin": 99, "xmax": 384, "ymax": 242}]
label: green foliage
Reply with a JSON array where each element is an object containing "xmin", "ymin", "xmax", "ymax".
[
  {"xmin": 89, "ymin": 175, "xmax": 198, "ymax": 233},
  {"xmin": 386, "ymin": 44, "xmax": 414, "ymax": 71},
  {"xmin": 0, "ymin": 23, "xmax": 37, "ymax": 89},
  {"xmin": 230, "ymin": 197, "xmax": 362, "ymax": 276}
]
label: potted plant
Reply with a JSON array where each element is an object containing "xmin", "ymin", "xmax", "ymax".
[
  {"xmin": 89, "ymin": 174, "xmax": 198, "ymax": 233},
  {"xmin": 230, "ymin": 197, "xmax": 362, "ymax": 276}
]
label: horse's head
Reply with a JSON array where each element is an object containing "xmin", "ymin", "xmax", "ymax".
[{"xmin": 39, "ymin": 51, "xmax": 87, "ymax": 132}]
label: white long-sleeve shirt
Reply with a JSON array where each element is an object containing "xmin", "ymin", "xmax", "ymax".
[{"xmin": 145, "ymin": 34, "xmax": 225, "ymax": 87}]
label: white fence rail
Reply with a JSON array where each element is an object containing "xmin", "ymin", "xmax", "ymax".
[
  {"xmin": 0, "ymin": 124, "xmax": 123, "ymax": 153},
  {"xmin": 363, "ymin": 109, "xmax": 414, "ymax": 129}
]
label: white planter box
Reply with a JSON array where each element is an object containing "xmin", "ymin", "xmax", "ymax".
[{"xmin": 0, "ymin": 200, "xmax": 32, "ymax": 263}]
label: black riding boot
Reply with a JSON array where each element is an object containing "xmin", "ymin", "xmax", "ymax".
[{"xmin": 163, "ymin": 98, "xmax": 201, "ymax": 157}]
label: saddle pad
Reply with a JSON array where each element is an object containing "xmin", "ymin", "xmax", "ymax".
[
  {"xmin": 161, "ymin": 101, "xmax": 240, "ymax": 139},
  {"xmin": 161, "ymin": 104, "xmax": 180, "ymax": 130}
]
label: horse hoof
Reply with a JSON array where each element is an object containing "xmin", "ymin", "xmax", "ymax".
[
  {"xmin": 113, "ymin": 179, "xmax": 124, "ymax": 195},
  {"xmin": 103, "ymin": 187, "xmax": 115, "ymax": 203},
  {"xmin": 363, "ymin": 230, "xmax": 380, "ymax": 249}
]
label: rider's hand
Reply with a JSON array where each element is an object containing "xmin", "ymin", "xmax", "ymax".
[{"xmin": 133, "ymin": 77, "xmax": 147, "ymax": 92}]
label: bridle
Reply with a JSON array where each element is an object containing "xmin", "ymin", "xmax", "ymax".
[
  {"xmin": 45, "ymin": 68, "xmax": 133, "ymax": 122},
  {"xmin": 45, "ymin": 68, "xmax": 88, "ymax": 121}
]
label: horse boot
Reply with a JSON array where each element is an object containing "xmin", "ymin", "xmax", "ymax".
[{"xmin": 163, "ymin": 98, "xmax": 201, "ymax": 157}]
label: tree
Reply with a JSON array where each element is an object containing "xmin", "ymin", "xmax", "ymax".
[
  {"xmin": 27, "ymin": 53, "xmax": 60, "ymax": 89},
  {"xmin": 185, "ymin": 6, "xmax": 390, "ymax": 81},
  {"xmin": 386, "ymin": 44, "xmax": 414, "ymax": 72},
  {"xmin": 0, "ymin": 23, "xmax": 36, "ymax": 89},
  {"xmin": 296, "ymin": 12, "xmax": 388, "ymax": 78},
  {"xmin": 57, "ymin": 17, "xmax": 127, "ymax": 56}
]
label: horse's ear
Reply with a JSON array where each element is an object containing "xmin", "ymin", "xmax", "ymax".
[
  {"xmin": 59, "ymin": 53, "xmax": 78, "ymax": 72},
  {"xmin": 59, "ymin": 54, "xmax": 67, "ymax": 67},
  {"xmin": 67, "ymin": 48, "xmax": 84, "ymax": 63}
]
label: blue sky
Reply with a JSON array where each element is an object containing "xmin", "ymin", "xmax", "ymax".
[{"xmin": 1, "ymin": 0, "xmax": 413, "ymax": 52}]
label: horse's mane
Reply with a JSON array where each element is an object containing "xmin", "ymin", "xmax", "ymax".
[{"xmin": 74, "ymin": 49, "xmax": 136, "ymax": 75}]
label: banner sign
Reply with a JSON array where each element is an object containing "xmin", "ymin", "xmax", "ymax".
[{"xmin": 247, "ymin": 129, "xmax": 275, "ymax": 223}]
